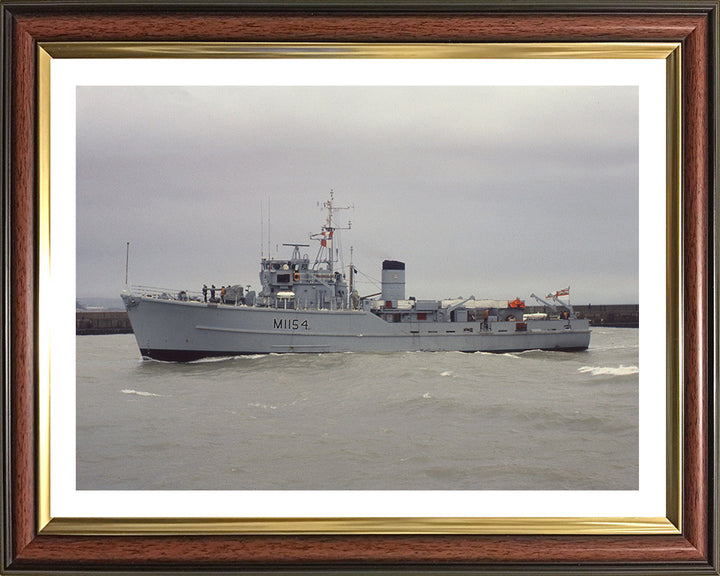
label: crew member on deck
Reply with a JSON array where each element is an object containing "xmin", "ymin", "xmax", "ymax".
[{"xmin": 202, "ymin": 284, "xmax": 208, "ymax": 302}]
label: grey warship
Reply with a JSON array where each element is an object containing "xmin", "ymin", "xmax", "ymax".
[{"xmin": 121, "ymin": 194, "xmax": 591, "ymax": 361}]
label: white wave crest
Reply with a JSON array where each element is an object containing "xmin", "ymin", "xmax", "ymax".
[
  {"xmin": 121, "ymin": 389, "xmax": 162, "ymax": 397},
  {"xmin": 440, "ymin": 371, "xmax": 453, "ymax": 377},
  {"xmin": 187, "ymin": 356, "xmax": 232, "ymax": 363},
  {"xmin": 248, "ymin": 402, "xmax": 277, "ymax": 410},
  {"xmin": 578, "ymin": 365, "xmax": 639, "ymax": 377}
]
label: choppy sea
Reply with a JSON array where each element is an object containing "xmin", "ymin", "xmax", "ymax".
[{"xmin": 76, "ymin": 327, "xmax": 638, "ymax": 490}]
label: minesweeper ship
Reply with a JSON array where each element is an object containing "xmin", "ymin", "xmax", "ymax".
[{"xmin": 121, "ymin": 195, "xmax": 591, "ymax": 361}]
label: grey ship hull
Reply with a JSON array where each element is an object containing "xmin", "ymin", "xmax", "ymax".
[{"xmin": 122, "ymin": 294, "xmax": 591, "ymax": 361}]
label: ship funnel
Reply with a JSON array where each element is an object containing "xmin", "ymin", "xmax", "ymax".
[{"xmin": 381, "ymin": 260, "xmax": 405, "ymax": 301}]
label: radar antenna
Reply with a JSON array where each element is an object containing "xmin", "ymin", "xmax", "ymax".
[{"xmin": 282, "ymin": 243, "xmax": 310, "ymax": 261}]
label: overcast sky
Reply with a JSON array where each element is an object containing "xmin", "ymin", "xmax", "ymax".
[{"xmin": 76, "ymin": 85, "xmax": 638, "ymax": 304}]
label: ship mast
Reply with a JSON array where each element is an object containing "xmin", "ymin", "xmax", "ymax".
[
  {"xmin": 349, "ymin": 245, "xmax": 354, "ymax": 295},
  {"xmin": 312, "ymin": 190, "xmax": 351, "ymax": 272}
]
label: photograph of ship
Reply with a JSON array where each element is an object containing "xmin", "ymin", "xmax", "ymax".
[
  {"xmin": 76, "ymin": 84, "xmax": 639, "ymax": 490},
  {"xmin": 121, "ymin": 190, "xmax": 590, "ymax": 361}
]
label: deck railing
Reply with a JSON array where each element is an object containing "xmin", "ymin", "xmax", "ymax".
[{"xmin": 131, "ymin": 285, "xmax": 204, "ymax": 302}]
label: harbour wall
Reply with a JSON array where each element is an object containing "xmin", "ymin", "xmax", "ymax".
[
  {"xmin": 524, "ymin": 304, "xmax": 638, "ymax": 328},
  {"xmin": 76, "ymin": 304, "xmax": 638, "ymax": 335},
  {"xmin": 76, "ymin": 311, "xmax": 133, "ymax": 335}
]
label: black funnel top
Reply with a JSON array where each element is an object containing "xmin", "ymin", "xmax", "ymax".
[{"xmin": 382, "ymin": 260, "xmax": 405, "ymax": 271}]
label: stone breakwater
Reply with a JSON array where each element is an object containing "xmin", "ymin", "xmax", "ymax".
[
  {"xmin": 76, "ymin": 311, "xmax": 132, "ymax": 335},
  {"xmin": 525, "ymin": 304, "xmax": 639, "ymax": 328},
  {"xmin": 76, "ymin": 304, "xmax": 638, "ymax": 335}
]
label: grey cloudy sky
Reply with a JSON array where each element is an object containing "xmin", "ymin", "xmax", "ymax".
[{"xmin": 77, "ymin": 85, "xmax": 638, "ymax": 304}]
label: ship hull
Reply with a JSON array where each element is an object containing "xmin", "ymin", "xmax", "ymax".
[{"xmin": 122, "ymin": 295, "xmax": 591, "ymax": 361}]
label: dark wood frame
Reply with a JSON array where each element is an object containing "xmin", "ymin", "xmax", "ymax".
[{"xmin": 1, "ymin": 1, "xmax": 717, "ymax": 573}]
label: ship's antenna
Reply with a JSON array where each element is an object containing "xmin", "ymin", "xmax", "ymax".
[
  {"xmin": 349, "ymin": 245, "xmax": 354, "ymax": 295},
  {"xmin": 125, "ymin": 242, "xmax": 130, "ymax": 288},
  {"xmin": 267, "ymin": 196, "xmax": 271, "ymax": 259},
  {"xmin": 260, "ymin": 201, "xmax": 264, "ymax": 259}
]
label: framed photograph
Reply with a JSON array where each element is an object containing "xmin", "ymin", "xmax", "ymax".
[{"xmin": 2, "ymin": 1, "xmax": 717, "ymax": 574}]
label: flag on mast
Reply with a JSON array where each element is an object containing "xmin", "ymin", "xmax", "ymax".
[{"xmin": 547, "ymin": 287, "xmax": 570, "ymax": 299}]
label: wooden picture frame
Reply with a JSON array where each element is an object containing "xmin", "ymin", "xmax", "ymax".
[{"xmin": 2, "ymin": 1, "xmax": 717, "ymax": 573}]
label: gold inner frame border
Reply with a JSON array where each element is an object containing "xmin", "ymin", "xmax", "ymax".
[{"xmin": 36, "ymin": 41, "xmax": 682, "ymax": 536}]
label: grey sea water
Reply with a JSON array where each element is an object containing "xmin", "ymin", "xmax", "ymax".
[{"xmin": 76, "ymin": 328, "xmax": 638, "ymax": 490}]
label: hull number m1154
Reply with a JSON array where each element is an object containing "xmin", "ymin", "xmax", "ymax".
[{"xmin": 273, "ymin": 318, "xmax": 310, "ymax": 331}]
